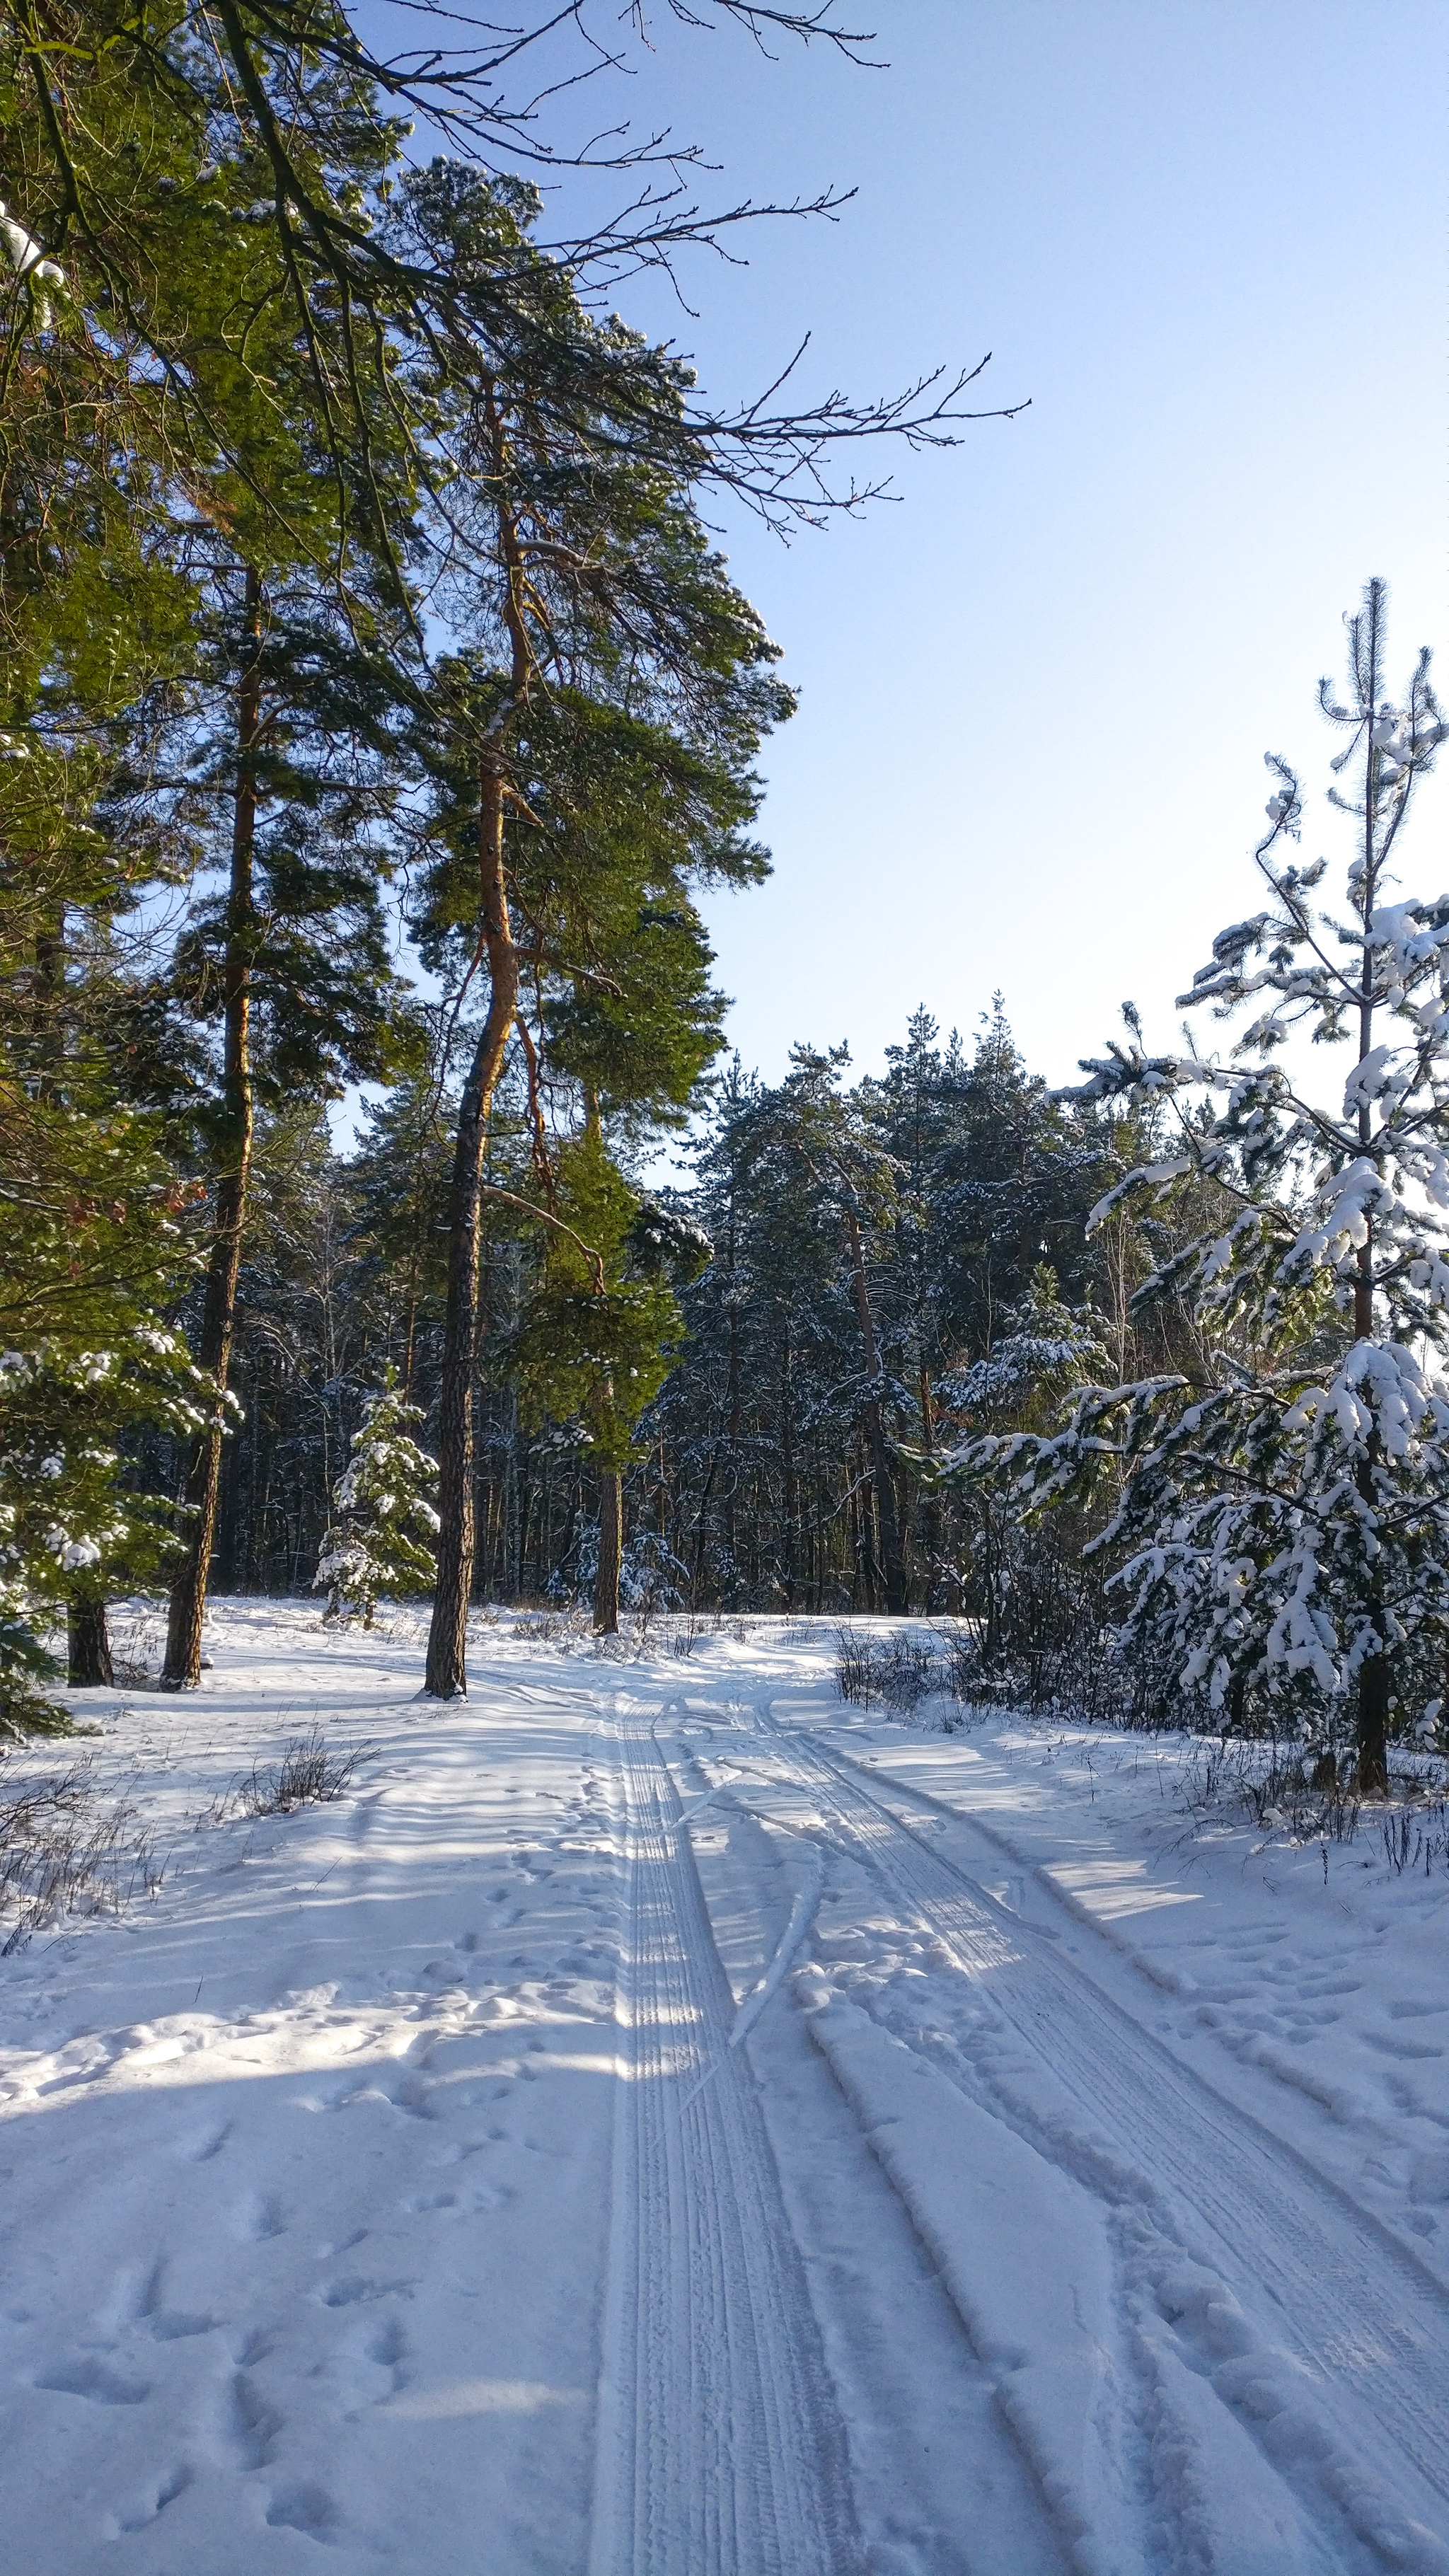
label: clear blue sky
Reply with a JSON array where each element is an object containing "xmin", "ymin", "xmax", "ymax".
[{"xmin": 526, "ymin": 0, "xmax": 1446, "ymax": 1095}]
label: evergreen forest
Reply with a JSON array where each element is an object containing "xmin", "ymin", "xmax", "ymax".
[{"xmin": 6, "ymin": 0, "xmax": 1449, "ymax": 1804}]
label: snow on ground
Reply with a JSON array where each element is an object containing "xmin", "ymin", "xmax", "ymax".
[{"xmin": 4, "ymin": 1605, "xmax": 1449, "ymax": 2574}]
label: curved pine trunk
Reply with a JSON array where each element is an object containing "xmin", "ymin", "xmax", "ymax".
[
  {"xmin": 423, "ymin": 759, "xmax": 519, "ymax": 1699},
  {"xmin": 845, "ymin": 1205, "xmax": 908, "ymax": 1615}
]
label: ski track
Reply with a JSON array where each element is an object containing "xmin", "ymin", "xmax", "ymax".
[
  {"xmin": 589, "ymin": 1694, "xmax": 861, "ymax": 2576},
  {"xmin": 8, "ymin": 1609, "xmax": 1449, "ymax": 2574},
  {"xmin": 703, "ymin": 1690, "xmax": 1449, "ymax": 2575}
]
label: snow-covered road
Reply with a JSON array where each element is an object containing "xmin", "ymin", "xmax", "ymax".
[{"xmin": 4, "ymin": 1606, "xmax": 1449, "ymax": 2574}]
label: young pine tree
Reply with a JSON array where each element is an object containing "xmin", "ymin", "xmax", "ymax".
[
  {"xmin": 315, "ymin": 1373, "xmax": 439, "ymax": 1628},
  {"xmin": 510, "ymin": 1131, "xmax": 697, "ymax": 1636},
  {"xmin": 952, "ymin": 584, "xmax": 1449, "ymax": 1788}
]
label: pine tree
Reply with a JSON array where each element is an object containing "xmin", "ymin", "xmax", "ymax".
[
  {"xmin": 315, "ymin": 1370, "xmax": 439, "ymax": 1627},
  {"xmin": 159, "ymin": 561, "xmax": 420, "ymax": 1685},
  {"xmin": 722, "ymin": 1046, "xmax": 913, "ymax": 1610},
  {"xmin": 406, "ymin": 182, "xmax": 790, "ymax": 1692},
  {"xmin": 952, "ymin": 584, "xmax": 1449, "ymax": 1786},
  {"xmin": 4, "ymin": 3, "xmax": 1013, "ymax": 1687},
  {"xmin": 509, "ymin": 1129, "xmax": 703, "ymax": 1634}
]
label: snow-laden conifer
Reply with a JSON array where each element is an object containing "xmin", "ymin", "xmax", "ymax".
[
  {"xmin": 948, "ymin": 584, "xmax": 1449, "ymax": 1788},
  {"xmin": 315, "ymin": 1373, "xmax": 439, "ymax": 1627},
  {"xmin": 939, "ymin": 1268, "xmax": 1109, "ymax": 1433}
]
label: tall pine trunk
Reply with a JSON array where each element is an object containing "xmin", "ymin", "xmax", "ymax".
[
  {"xmin": 423, "ymin": 758, "xmax": 519, "ymax": 1698},
  {"xmin": 845, "ymin": 1203, "xmax": 908, "ymax": 1614},
  {"xmin": 780, "ymin": 1340, "xmax": 798, "ymax": 1607},
  {"xmin": 594, "ymin": 1469, "xmax": 623, "ymax": 1634},
  {"xmin": 163, "ymin": 568, "xmax": 262, "ymax": 1689}
]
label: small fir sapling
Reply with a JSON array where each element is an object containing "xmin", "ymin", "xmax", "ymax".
[
  {"xmin": 947, "ymin": 582, "xmax": 1449, "ymax": 1791},
  {"xmin": 314, "ymin": 1372, "xmax": 439, "ymax": 1627}
]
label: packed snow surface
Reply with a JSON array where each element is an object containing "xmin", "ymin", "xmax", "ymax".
[{"xmin": 5, "ymin": 1605, "xmax": 1449, "ymax": 2573}]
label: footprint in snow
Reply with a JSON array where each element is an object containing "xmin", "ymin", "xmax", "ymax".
[
  {"xmin": 386, "ymin": 2075, "xmax": 439, "ymax": 2118},
  {"xmin": 318, "ymin": 2275, "xmax": 414, "ymax": 2309},
  {"xmin": 130, "ymin": 2256, "xmax": 219, "ymax": 2341},
  {"xmin": 316, "ymin": 2229, "xmax": 368, "ymax": 2260},
  {"xmin": 34, "ymin": 2356, "xmax": 151, "ymax": 2406},
  {"xmin": 266, "ymin": 2480, "xmax": 341, "ymax": 2541},
  {"xmin": 435, "ymin": 2132, "xmax": 504, "ymax": 2167},
  {"xmin": 235, "ymin": 2191, "xmax": 287, "ymax": 2243},
  {"xmin": 151, "ymin": 2307, "xmax": 219, "ymax": 2340},
  {"xmin": 368, "ymin": 2317, "xmax": 409, "ymax": 2396},
  {"xmin": 178, "ymin": 2118, "xmax": 232, "ymax": 2163},
  {"xmin": 227, "ymin": 2370, "xmax": 283, "ymax": 2468},
  {"xmin": 112, "ymin": 2466, "xmax": 192, "ymax": 2533}
]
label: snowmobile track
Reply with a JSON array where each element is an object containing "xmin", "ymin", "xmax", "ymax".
[{"xmin": 589, "ymin": 1699, "xmax": 860, "ymax": 2576}]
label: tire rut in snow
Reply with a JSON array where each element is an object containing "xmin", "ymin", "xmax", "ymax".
[
  {"xmin": 589, "ymin": 1705, "xmax": 860, "ymax": 2576},
  {"xmin": 766, "ymin": 1716, "xmax": 1449, "ymax": 2559}
]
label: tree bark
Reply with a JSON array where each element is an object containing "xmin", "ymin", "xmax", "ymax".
[
  {"xmin": 724, "ymin": 1295, "xmax": 742, "ymax": 1604},
  {"xmin": 845, "ymin": 1203, "xmax": 908, "ymax": 1613},
  {"xmin": 67, "ymin": 1598, "xmax": 112, "ymax": 1688},
  {"xmin": 594, "ymin": 1469, "xmax": 622, "ymax": 1634},
  {"xmin": 1356, "ymin": 1640, "xmax": 1391, "ymax": 1797},
  {"xmin": 423, "ymin": 758, "xmax": 519, "ymax": 1698},
  {"xmin": 780, "ymin": 1341, "xmax": 798, "ymax": 1607},
  {"xmin": 163, "ymin": 567, "xmax": 262, "ymax": 1688},
  {"xmin": 910, "ymin": 1358, "xmax": 945, "ymax": 1608}
]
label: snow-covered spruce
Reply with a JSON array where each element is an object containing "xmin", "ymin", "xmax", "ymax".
[
  {"xmin": 947, "ymin": 582, "xmax": 1449, "ymax": 1791},
  {"xmin": 313, "ymin": 1371, "xmax": 439, "ymax": 1626}
]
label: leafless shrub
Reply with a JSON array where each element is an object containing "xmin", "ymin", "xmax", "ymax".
[
  {"xmin": 108, "ymin": 1606, "xmax": 167, "ymax": 1690},
  {"xmin": 627, "ymin": 1600, "xmax": 660, "ymax": 1656},
  {"xmin": 937, "ymin": 1625, "xmax": 981, "ymax": 1707},
  {"xmin": 835, "ymin": 1629, "xmax": 940, "ymax": 1713},
  {"xmin": 1381, "ymin": 1799, "xmax": 1449, "ymax": 1876},
  {"xmin": 835, "ymin": 1630, "xmax": 877, "ymax": 1706},
  {"xmin": 1179, "ymin": 1737, "xmax": 1362, "ymax": 1844},
  {"xmin": 781, "ymin": 1619, "xmax": 821, "ymax": 1647},
  {"xmin": 233, "ymin": 1729, "xmax": 371, "ymax": 1820},
  {"xmin": 0, "ymin": 1764, "xmax": 163, "ymax": 1953},
  {"xmin": 513, "ymin": 1609, "xmax": 588, "ymax": 1649}
]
